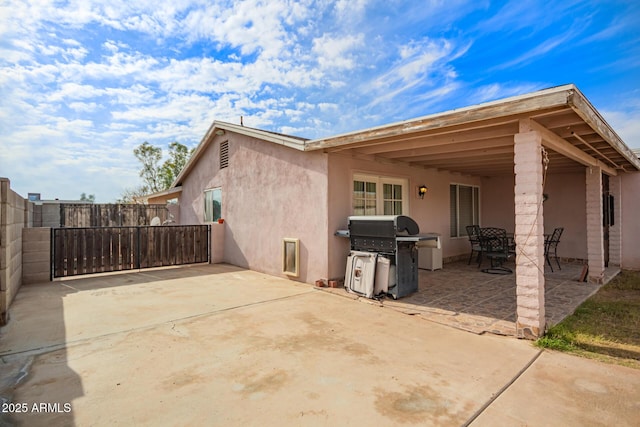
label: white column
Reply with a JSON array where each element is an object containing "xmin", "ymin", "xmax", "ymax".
[
  {"xmin": 514, "ymin": 131, "xmax": 545, "ymax": 339},
  {"xmin": 586, "ymin": 167, "xmax": 605, "ymax": 283},
  {"xmin": 608, "ymin": 175, "xmax": 622, "ymax": 267}
]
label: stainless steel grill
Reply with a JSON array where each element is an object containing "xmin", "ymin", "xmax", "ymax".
[{"xmin": 346, "ymin": 215, "xmax": 432, "ymax": 299}]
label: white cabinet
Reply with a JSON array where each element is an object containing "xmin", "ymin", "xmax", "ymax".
[{"xmin": 417, "ymin": 236, "xmax": 442, "ymax": 270}]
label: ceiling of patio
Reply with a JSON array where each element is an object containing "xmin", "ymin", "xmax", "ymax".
[{"xmin": 307, "ymin": 87, "xmax": 639, "ymax": 178}]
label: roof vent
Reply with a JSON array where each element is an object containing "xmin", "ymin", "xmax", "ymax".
[{"xmin": 220, "ymin": 141, "xmax": 229, "ymax": 169}]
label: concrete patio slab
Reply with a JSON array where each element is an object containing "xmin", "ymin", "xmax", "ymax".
[
  {"xmin": 1, "ymin": 264, "xmax": 638, "ymax": 426},
  {"xmin": 471, "ymin": 350, "xmax": 640, "ymax": 427}
]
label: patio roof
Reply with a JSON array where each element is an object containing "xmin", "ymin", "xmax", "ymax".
[{"xmin": 304, "ymin": 84, "xmax": 640, "ymax": 177}]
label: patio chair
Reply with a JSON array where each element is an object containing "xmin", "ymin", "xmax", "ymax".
[
  {"xmin": 544, "ymin": 227, "xmax": 564, "ymax": 272},
  {"xmin": 479, "ymin": 227, "xmax": 512, "ymax": 274},
  {"xmin": 465, "ymin": 225, "xmax": 482, "ymax": 266}
]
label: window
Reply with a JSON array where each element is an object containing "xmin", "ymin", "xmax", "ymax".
[
  {"xmin": 353, "ymin": 174, "xmax": 408, "ymax": 216},
  {"xmin": 450, "ymin": 184, "xmax": 479, "ymax": 237},
  {"xmin": 204, "ymin": 188, "xmax": 222, "ymax": 222}
]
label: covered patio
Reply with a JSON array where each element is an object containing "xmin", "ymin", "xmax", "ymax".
[
  {"xmin": 312, "ymin": 84, "xmax": 640, "ymax": 338},
  {"xmin": 325, "ymin": 261, "xmax": 620, "ymax": 337}
]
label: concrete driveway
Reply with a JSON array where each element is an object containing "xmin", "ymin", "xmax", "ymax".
[{"xmin": 1, "ymin": 264, "xmax": 638, "ymax": 426}]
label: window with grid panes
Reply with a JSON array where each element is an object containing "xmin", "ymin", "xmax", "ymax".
[{"xmin": 353, "ymin": 174, "xmax": 407, "ymax": 215}]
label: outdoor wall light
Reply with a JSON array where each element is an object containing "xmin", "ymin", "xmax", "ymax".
[
  {"xmin": 418, "ymin": 185, "xmax": 428, "ymax": 199},
  {"xmin": 215, "ymin": 129, "xmax": 225, "ymax": 136}
]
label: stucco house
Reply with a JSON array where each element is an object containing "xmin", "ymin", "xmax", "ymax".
[{"xmin": 148, "ymin": 84, "xmax": 640, "ymax": 338}]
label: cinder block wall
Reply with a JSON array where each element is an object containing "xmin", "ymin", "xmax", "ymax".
[
  {"xmin": 1, "ymin": 178, "xmax": 30, "ymax": 325},
  {"xmin": 23, "ymin": 228, "xmax": 51, "ymax": 284}
]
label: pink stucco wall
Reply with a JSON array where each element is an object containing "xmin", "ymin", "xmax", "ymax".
[
  {"xmin": 326, "ymin": 153, "xmax": 481, "ymax": 279},
  {"xmin": 621, "ymin": 171, "xmax": 640, "ymax": 270},
  {"xmin": 542, "ymin": 172, "xmax": 588, "ymax": 260},
  {"xmin": 481, "ymin": 175, "xmax": 515, "ymax": 231},
  {"xmin": 481, "ymin": 172, "xmax": 588, "ymax": 261},
  {"xmin": 179, "ymin": 132, "xmax": 329, "ymax": 283}
]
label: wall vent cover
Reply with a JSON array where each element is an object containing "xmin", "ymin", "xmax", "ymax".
[{"xmin": 220, "ymin": 141, "xmax": 229, "ymax": 169}]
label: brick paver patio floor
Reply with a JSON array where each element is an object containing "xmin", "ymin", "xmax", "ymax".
[{"xmin": 324, "ymin": 260, "xmax": 620, "ymax": 336}]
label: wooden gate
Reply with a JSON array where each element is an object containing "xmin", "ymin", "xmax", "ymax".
[{"xmin": 51, "ymin": 225, "xmax": 210, "ymax": 278}]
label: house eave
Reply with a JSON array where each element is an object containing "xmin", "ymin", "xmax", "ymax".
[
  {"xmin": 143, "ymin": 186, "xmax": 183, "ymax": 200},
  {"xmin": 567, "ymin": 88, "xmax": 640, "ymax": 172},
  {"xmin": 303, "ymin": 85, "xmax": 576, "ymax": 152}
]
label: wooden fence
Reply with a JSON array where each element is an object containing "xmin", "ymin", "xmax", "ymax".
[
  {"xmin": 59, "ymin": 204, "xmax": 170, "ymax": 227},
  {"xmin": 51, "ymin": 225, "xmax": 210, "ymax": 278}
]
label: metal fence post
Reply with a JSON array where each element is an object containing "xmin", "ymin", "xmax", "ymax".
[
  {"xmin": 50, "ymin": 227, "xmax": 54, "ymax": 281},
  {"xmin": 136, "ymin": 226, "xmax": 141, "ymax": 270}
]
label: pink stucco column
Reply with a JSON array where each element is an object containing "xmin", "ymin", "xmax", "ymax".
[
  {"xmin": 210, "ymin": 222, "xmax": 225, "ymax": 263},
  {"xmin": 608, "ymin": 175, "xmax": 622, "ymax": 267},
  {"xmin": 514, "ymin": 131, "xmax": 545, "ymax": 339},
  {"xmin": 586, "ymin": 167, "xmax": 605, "ymax": 283}
]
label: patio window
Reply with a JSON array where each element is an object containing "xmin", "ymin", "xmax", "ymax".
[
  {"xmin": 204, "ymin": 188, "xmax": 222, "ymax": 222},
  {"xmin": 450, "ymin": 184, "xmax": 479, "ymax": 237},
  {"xmin": 353, "ymin": 174, "xmax": 407, "ymax": 215}
]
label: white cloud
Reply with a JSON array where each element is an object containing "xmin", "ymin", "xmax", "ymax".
[
  {"xmin": 602, "ymin": 107, "xmax": 640, "ymax": 150},
  {"xmin": 1, "ymin": 0, "xmax": 637, "ymax": 201},
  {"xmin": 68, "ymin": 102, "xmax": 99, "ymax": 112},
  {"xmin": 470, "ymin": 82, "xmax": 542, "ymax": 104},
  {"xmin": 366, "ymin": 37, "xmax": 458, "ymax": 109},
  {"xmin": 312, "ymin": 33, "xmax": 364, "ymax": 70}
]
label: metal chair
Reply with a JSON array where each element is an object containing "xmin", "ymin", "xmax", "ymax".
[
  {"xmin": 479, "ymin": 227, "xmax": 512, "ymax": 274},
  {"xmin": 544, "ymin": 227, "xmax": 564, "ymax": 272},
  {"xmin": 465, "ymin": 225, "xmax": 482, "ymax": 266}
]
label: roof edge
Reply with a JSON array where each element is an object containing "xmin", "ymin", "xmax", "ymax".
[
  {"xmin": 144, "ymin": 186, "xmax": 183, "ymax": 199},
  {"xmin": 172, "ymin": 120, "xmax": 307, "ymax": 187},
  {"xmin": 567, "ymin": 88, "xmax": 640, "ymax": 172},
  {"xmin": 304, "ymin": 84, "xmax": 576, "ymax": 151},
  {"xmin": 216, "ymin": 121, "xmax": 308, "ymax": 150}
]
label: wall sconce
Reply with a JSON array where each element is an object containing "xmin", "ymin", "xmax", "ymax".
[
  {"xmin": 215, "ymin": 129, "xmax": 225, "ymax": 136},
  {"xmin": 418, "ymin": 185, "xmax": 428, "ymax": 199}
]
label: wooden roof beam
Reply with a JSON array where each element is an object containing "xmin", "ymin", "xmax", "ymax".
[
  {"xmin": 364, "ymin": 135, "xmax": 514, "ymax": 159},
  {"xmin": 354, "ymin": 122, "xmax": 519, "ymax": 155},
  {"xmin": 527, "ymin": 119, "xmax": 617, "ymax": 176},
  {"xmin": 394, "ymin": 146, "xmax": 513, "ymax": 162}
]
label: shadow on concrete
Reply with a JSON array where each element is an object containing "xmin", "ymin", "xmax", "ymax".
[
  {"xmin": 0, "ymin": 263, "xmax": 249, "ymax": 425},
  {"xmin": 0, "ymin": 286, "xmax": 82, "ymax": 426},
  {"xmin": 53, "ymin": 262, "xmax": 246, "ymax": 291}
]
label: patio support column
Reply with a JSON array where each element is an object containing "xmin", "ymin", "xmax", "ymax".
[
  {"xmin": 586, "ymin": 166, "xmax": 605, "ymax": 283},
  {"xmin": 514, "ymin": 131, "xmax": 545, "ymax": 339},
  {"xmin": 608, "ymin": 175, "xmax": 622, "ymax": 267}
]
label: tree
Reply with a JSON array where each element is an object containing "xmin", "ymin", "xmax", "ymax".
[
  {"xmin": 160, "ymin": 142, "xmax": 192, "ymax": 189},
  {"xmin": 117, "ymin": 186, "xmax": 148, "ymax": 203},
  {"xmin": 133, "ymin": 142, "xmax": 163, "ymax": 193},
  {"xmin": 125, "ymin": 141, "xmax": 193, "ymax": 201},
  {"xmin": 79, "ymin": 193, "xmax": 96, "ymax": 203}
]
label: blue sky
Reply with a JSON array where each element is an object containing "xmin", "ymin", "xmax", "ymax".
[{"xmin": 1, "ymin": 0, "xmax": 638, "ymax": 202}]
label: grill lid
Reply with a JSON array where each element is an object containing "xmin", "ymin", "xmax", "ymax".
[{"xmin": 348, "ymin": 215, "xmax": 420, "ymax": 237}]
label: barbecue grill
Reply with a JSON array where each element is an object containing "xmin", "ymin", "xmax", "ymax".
[{"xmin": 345, "ymin": 215, "xmax": 435, "ymax": 299}]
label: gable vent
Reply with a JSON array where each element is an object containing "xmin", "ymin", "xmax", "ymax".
[{"xmin": 220, "ymin": 141, "xmax": 229, "ymax": 169}]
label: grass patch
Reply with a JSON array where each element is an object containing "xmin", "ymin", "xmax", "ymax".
[{"xmin": 536, "ymin": 270, "xmax": 640, "ymax": 369}]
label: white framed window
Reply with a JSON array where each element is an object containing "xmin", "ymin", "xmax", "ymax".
[
  {"xmin": 353, "ymin": 174, "xmax": 408, "ymax": 216},
  {"xmin": 450, "ymin": 184, "xmax": 479, "ymax": 237},
  {"xmin": 204, "ymin": 188, "xmax": 222, "ymax": 222}
]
